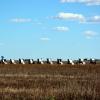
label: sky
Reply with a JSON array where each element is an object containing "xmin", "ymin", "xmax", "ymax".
[{"xmin": 0, "ymin": 0, "xmax": 100, "ymax": 60}]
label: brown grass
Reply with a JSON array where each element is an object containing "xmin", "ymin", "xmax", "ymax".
[{"xmin": 0, "ymin": 64, "xmax": 100, "ymax": 100}]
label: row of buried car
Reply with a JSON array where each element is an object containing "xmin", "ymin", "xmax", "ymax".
[{"xmin": 0, "ymin": 58, "xmax": 99, "ymax": 65}]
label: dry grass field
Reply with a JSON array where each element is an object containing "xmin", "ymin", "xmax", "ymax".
[{"xmin": 0, "ymin": 64, "xmax": 100, "ymax": 100}]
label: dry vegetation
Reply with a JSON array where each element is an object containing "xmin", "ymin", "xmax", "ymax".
[{"xmin": 0, "ymin": 64, "xmax": 100, "ymax": 100}]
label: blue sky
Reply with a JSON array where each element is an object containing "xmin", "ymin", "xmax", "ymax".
[{"xmin": 0, "ymin": 0, "xmax": 100, "ymax": 60}]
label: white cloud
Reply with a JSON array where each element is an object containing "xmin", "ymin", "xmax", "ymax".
[
  {"xmin": 60, "ymin": 0, "xmax": 100, "ymax": 6},
  {"xmin": 87, "ymin": 16, "xmax": 100, "ymax": 23},
  {"xmin": 54, "ymin": 26, "xmax": 69, "ymax": 32},
  {"xmin": 54, "ymin": 12, "xmax": 85, "ymax": 22},
  {"xmin": 84, "ymin": 31, "xmax": 97, "ymax": 39},
  {"xmin": 53, "ymin": 13, "xmax": 100, "ymax": 24},
  {"xmin": 40, "ymin": 37, "xmax": 50, "ymax": 41},
  {"xmin": 11, "ymin": 18, "xmax": 32, "ymax": 23},
  {"xmin": 32, "ymin": 19, "xmax": 43, "ymax": 25}
]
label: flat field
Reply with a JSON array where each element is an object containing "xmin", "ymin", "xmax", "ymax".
[{"xmin": 0, "ymin": 64, "xmax": 100, "ymax": 100}]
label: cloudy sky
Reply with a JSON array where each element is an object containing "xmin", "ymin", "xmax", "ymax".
[{"xmin": 0, "ymin": 0, "xmax": 100, "ymax": 59}]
